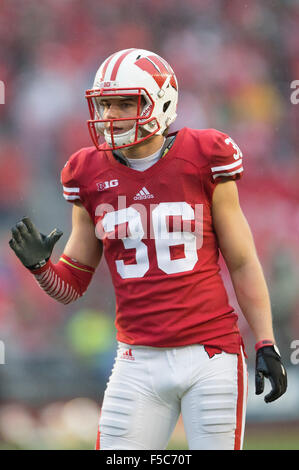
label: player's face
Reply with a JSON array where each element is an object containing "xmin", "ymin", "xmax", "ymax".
[{"xmin": 100, "ymin": 97, "xmax": 141, "ymax": 134}]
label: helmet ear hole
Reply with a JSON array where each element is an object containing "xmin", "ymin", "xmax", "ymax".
[{"xmin": 163, "ymin": 101, "xmax": 171, "ymax": 113}]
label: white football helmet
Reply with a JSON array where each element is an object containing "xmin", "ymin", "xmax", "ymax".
[{"xmin": 86, "ymin": 48, "xmax": 178, "ymax": 150}]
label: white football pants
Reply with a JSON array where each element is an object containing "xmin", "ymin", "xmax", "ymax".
[{"xmin": 96, "ymin": 342, "xmax": 247, "ymax": 450}]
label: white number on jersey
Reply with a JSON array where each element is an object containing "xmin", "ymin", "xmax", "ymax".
[
  {"xmin": 101, "ymin": 202, "xmax": 200, "ymax": 279},
  {"xmin": 225, "ymin": 137, "xmax": 243, "ymax": 160}
]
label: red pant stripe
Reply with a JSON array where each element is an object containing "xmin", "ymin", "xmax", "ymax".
[{"xmin": 234, "ymin": 348, "xmax": 247, "ymax": 450}]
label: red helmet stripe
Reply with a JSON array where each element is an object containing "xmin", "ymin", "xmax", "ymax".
[
  {"xmin": 110, "ymin": 49, "xmax": 135, "ymax": 81},
  {"xmin": 100, "ymin": 52, "xmax": 118, "ymax": 81}
]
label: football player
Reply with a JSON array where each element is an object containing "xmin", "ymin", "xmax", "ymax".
[{"xmin": 9, "ymin": 48, "xmax": 287, "ymax": 450}]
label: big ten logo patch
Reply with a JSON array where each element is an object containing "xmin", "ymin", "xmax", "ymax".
[{"xmin": 96, "ymin": 179, "xmax": 119, "ymax": 191}]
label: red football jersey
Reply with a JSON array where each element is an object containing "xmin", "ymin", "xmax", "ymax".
[{"xmin": 61, "ymin": 127, "xmax": 244, "ymax": 354}]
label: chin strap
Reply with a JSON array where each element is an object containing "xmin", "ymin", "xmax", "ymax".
[
  {"xmin": 160, "ymin": 134, "xmax": 176, "ymax": 158},
  {"xmin": 112, "ymin": 135, "xmax": 177, "ymax": 167},
  {"xmin": 112, "ymin": 149, "xmax": 130, "ymax": 167}
]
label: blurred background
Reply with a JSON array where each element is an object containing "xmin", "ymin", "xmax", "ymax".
[{"xmin": 0, "ymin": 0, "xmax": 299, "ymax": 450}]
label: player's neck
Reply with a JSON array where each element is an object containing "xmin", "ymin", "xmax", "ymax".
[{"xmin": 122, "ymin": 135, "xmax": 165, "ymax": 160}]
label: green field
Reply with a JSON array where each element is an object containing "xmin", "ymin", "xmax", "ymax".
[
  {"xmin": 243, "ymin": 425, "xmax": 299, "ymax": 450},
  {"xmin": 167, "ymin": 421, "xmax": 299, "ymax": 450}
]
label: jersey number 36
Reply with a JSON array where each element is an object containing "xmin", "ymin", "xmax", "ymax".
[{"xmin": 100, "ymin": 202, "xmax": 202, "ymax": 279}]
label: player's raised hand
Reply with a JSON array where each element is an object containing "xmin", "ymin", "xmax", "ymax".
[
  {"xmin": 255, "ymin": 345, "xmax": 287, "ymax": 403},
  {"xmin": 9, "ymin": 217, "xmax": 63, "ymax": 269}
]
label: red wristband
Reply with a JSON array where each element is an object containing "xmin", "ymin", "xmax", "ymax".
[
  {"xmin": 31, "ymin": 255, "xmax": 95, "ymax": 304},
  {"xmin": 255, "ymin": 339, "xmax": 274, "ymax": 351}
]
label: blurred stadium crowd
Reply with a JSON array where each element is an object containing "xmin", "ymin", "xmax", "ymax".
[{"xmin": 0, "ymin": 0, "xmax": 299, "ymax": 449}]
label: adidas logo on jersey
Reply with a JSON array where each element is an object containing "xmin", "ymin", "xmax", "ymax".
[
  {"xmin": 134, "ymin": 187, "xmax": 154, "ymax": 200},
  {"xmin": 120, "ymin": 349, "xmax": 135, "ymax": 361}
]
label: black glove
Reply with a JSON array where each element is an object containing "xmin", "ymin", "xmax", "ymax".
[
  {"xmin": 9, "ymin": 217, "xmax": 63, "ymax": 269},
  {"xmin": 255, "ymin": 345, "xmax": 287, "ymax": 403}
]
